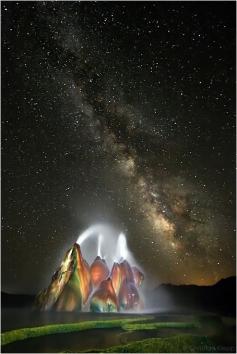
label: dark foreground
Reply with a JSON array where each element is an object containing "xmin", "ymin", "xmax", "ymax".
[{"xmin": 1, "ymin": 308, "xmax": 236, "ymax": 353}]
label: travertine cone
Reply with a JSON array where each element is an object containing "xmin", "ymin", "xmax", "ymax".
[
  {"xmin": 55, "ymin": 243, "xmax": 92, "ymax": 311},
  {"xmin": 111, "ymin": 262, "xmax": 122, "ymax": 296},
  {"xmin": 132, "ymin": 266, "xmax": 144, "ymax": 287},
  {"xmin": 90, "ymin": 277, "xmax": 118, "ymax": 313},
  {"xmin": 36, "ymin": 247, "xmax": 74, "ymax": 310},
  {"xmin": 73, "ymin": 243, "xmax": 91, "ymax": 304},
  {"xmin": 36, "ymin": 242, "xmax": 145, "ymax": 313},
  {"xmin": 90, "ymin": 256, "xmax": 110, "ymax": 288},
  {"xmin": 36, "ymin": 243, "xmax": 91, "ymax": 311},
  {"xmin": 118, "ymin": 279, "xmax": 140, "ymax": 311},
  {"xmin": 119, "ymin": 259, "xmax": 135, "ymax": 284}
]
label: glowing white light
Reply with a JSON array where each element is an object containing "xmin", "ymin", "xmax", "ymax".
[
  {"xmin": 75, "ymin": 223, "xmax": 138, "ymax": 269},
  {"xmin": 76, "ymin": 225, "xmax": 97, "ymax": 245},
  {"xmin": 116, "ymin": 232, "xmax": 128, "ymax": 260},
  {"xmin": 97, "ymin": 233, "xmax": 103, "ymax": 258}
]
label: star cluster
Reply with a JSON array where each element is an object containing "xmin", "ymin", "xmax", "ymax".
[{"xmin": 2, "ymin": 1, "xmax": 235, "ymax": 293}]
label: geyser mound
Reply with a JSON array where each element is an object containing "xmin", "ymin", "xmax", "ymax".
[
  {"xmin": 90, "ymin": 256, "xmax": 110, "ymax": 288},
  {"xmin": 36, "ymin": 225, "xmax": 145, "ymax": 313},
  {"xmin": 90, "ymin": 278, "xmax": 118, "ymax": 313}
]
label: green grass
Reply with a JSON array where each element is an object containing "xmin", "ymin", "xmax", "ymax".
[
  {"xmin": 1, "ymin": 317, "xmax": 199, "ymax": 347},
  {"xmin": 2, "ymin": 317, "xmax": 223, "ymax": 353},
  {"xmin": 1, "ymin": 317, "xmax": 152, "ymax": 346},
  {"xmin": 86, "ymin": 335, "xmax": 216, "ymax": 353},
  {"xmin": 122, "ymin": 321, "xmax": 199, "ymax": 331}
]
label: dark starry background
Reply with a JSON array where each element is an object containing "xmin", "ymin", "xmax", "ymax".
[{"xmin": 2, "ymin": 1, "xmax": 236, "ymax": 294}]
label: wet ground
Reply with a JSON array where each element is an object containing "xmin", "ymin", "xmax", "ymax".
[{"xmin": 1, "ymin": 308, "xmax": 236, "ymax": 353}]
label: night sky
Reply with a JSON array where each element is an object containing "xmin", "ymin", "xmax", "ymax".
[{"xmin": 2, "ymin": 1, "xmax": 236, "ymax": 294}]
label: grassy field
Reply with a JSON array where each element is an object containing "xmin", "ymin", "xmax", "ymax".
[
  {"xmin": 1, "ymin": 316, "xmax": 199, "ymax": 345},
  {"xmin": 94, "ymin": 334, "xmax": 215, "ymax": 353},
  {"xmin": 1, "ymin": 317, "xmax": 152, "ymax": 345},
  {"xmin": 1, "ymin": 314, "xmax": 235, "ymax": 353}
]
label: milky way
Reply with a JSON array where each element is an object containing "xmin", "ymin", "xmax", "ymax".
[{"xmin": 2, "ymin": 2, "xmax": 235, "ymax": 293}]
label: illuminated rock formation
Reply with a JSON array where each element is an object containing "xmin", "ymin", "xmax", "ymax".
[
  {"xmin": 36, "ymin": 244, "xmax": 91, "ymax": 311},
  {"xmin": 36, "ymin": 241, "xmax": 145, "ymax": 313},
  {"xmin": 111, "ymin": 259, "xmax": 142, "ymax": 311},
  {"xmin": 73, "ymin": 244, "xmax": 91, "ymax": 304},
  {"xmin": 119, "ymin": 259, "xmax": 135, "ymax": 284},
  {"xmin": 111, "ymin": 262, "xmax": 122, "ymax": 296},
  {"xmin": 132, "ymin": 266, "xmax": 144, "ymax": 287},
  {"xmin": 90, "ymin": 256, "xmax": 109, "ymax": 289},
  {"xmin": 36, "ymin": 247, "xmax": 74, "ymax": 310},
  {"xmin": 90, "ymin": 278, "xmax": 118, "ymax": 312},
  {"xmin": 55, "ymin": 244, "xmax": 91, "ymax": 311},
  {"xmin": 118, "ymin": 279, "xmax": 140, "ymax": 311}
]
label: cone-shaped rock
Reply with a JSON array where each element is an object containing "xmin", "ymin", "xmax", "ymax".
[
  {"xmin": 90, "ymin": 278, "xmax": 118, "ymax": 312},
  {"xmin": 90, "ymin": 256, "xmax": 109, "ymax": 288},
  {"xmin": 111, "ymin": 262, "xmax": 122, "ymax": 296},
  {"xmin": 132, "ymin": 266, "xmax": 144, "ymax": 287},
  {"xmin": 55, "ymin": 243, "xmax": 91, "ymax": 311},
  {"xmin": 36, "ymin": 244, "xmax": 91, "ymax": 311},
  {"xmin": 73, "ymin": 243, "xmax": 91, "ymax": 304},
  {"xmin": 119, "ymin": 259, "xmax": 135, "ymax": 284},
  {"xmin": 118, "ymin": 279, "xmax": 140, "ymax": 311},
  {"xmin": 36, "ymin": 247, "xmax": 74, "ymax": 310}
]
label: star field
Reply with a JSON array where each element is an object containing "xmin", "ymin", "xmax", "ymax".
[{"xmin": 2, "ymin": 1, "xmax": 236, "ymax": 293}]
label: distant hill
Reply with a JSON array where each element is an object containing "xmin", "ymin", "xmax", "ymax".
[
  {"xmin": 1, "ymin": 292, "xmax": 35, "ymax": 308},
  {"xmin": 150, "ymin": 276, "xmax": 236, "ymax": 316}
]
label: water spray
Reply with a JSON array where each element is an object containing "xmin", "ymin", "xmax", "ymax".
[{"xmin": 97, "ymin": 233, "xmax": 103, "ymax": 258}]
